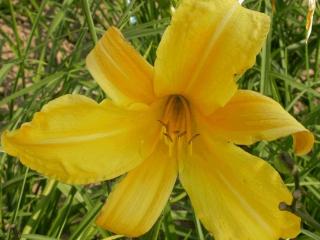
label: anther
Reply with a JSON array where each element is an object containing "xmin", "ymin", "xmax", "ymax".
[
  {"xmin": 163, "ymin": 133, "xmax": 173, "ymax": 142},
  {"xmin": 177, "ymin": 131, "xmax": 187, "ymax": 138},
  {"xmin": 158, "ymin": 120, "xmax": 168, "ymax": 128},
  {"xmin": 188, "ymin": 133, "xmax": 200, "ymax": 145}
]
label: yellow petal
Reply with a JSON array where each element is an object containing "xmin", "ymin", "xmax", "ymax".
[
  {"xmin": 1, "ymin": 94, "xmax": 162, "ymax": 184},
  {"xmin": 154, "ymin": 0, "xmax": 270, "ymax": 115},
  {"xmin": 96, "ymin": 143, "xmax": 177, "ymax": 237},
  {"xmin": 86, "ymin": 27, "xmax": 155, "ymax": 108},
  {"xmin": 180, "ymin": 136, "xmax": 300, "ymax": 240},
  {"xmin": 306, "ymin": 0, "xmax": 316, "ymax": 42},
  {"xmin": 203, "ymin": 90, "xmax": 314, "ymax": 155}
]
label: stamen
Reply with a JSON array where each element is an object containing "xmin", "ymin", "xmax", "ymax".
[
  {"xmin": 163, "ymin": 133, "xmax": 173, "ymax": 143},
  {"xmin": 157, "ymin": 119, "xmax": 168, "ymax": 128},
  {"xmin": 180, "ymin": 96, "xmax": 192, "ymax": 140},
  {"xmin": 159, "ymin": 95, "xmax": 196, "ymax": 156},
  {"xmin": 177, "ymin": 131, "xmax": 187, "ymax": 138},
  {"xmin": 162, "ymin": 96, "xmax": 177, "ymax": 125},
  {"xmin": 188, "ymin": 133, "xmax": 200, "ymax": 145}
]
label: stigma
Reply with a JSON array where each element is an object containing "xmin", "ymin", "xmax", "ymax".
[{"xmin": 159, "ymin": 95, "xmax": 198, "ymax": 156}]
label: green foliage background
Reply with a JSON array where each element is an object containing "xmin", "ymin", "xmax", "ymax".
[{"xmin": 0, "ymin": 0, "xmax": 319, "ymax": 239}]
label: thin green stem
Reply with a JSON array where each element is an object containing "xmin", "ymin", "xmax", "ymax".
[
  {"xmin": 8, "ymin": 0, "xmax": 23, "ymax": 117},
  {"xmin": 82, "ymin": 0, "xmax": 98, "ymax": 44},
  {"xmin": 313, "ymin": 39, "xmax": 320, "ymax": 85},
  {"xmin": 279, "ymin": 154, "xmax": 320, "ymax": 232},
  {"xmin": 21, "ymin": 179, "xmax": 57, "ymax": 237},
  {"xmin": 6, "ymin": 168, "xmax": 29, "ymax": 240},
  {"xmin": 305, "ymin": 43, "xmax": 313, "ymax": 111}
]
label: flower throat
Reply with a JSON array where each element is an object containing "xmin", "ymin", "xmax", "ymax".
[{"xmin": 159, "ymin": 95, "xmax": 198, "ymax": 156}]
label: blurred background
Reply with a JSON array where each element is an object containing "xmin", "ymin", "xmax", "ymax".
[{"xmin": 0, "ymin": 0, "xmax": 319, "ymax": 239}]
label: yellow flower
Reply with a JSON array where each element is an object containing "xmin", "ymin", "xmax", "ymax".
[{"xmin": 1, "ymin": 0, "xmax": 314, "ymax": 239}]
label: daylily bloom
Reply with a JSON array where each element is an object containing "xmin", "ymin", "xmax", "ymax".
[{"xmin": 1, "ymin": 0, "xmax": 314, "ymax": 239}]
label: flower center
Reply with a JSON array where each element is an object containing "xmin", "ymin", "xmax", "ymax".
[{"xmin": 159, "ymin": 95, "xmax": 198, "ymax": 156}]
